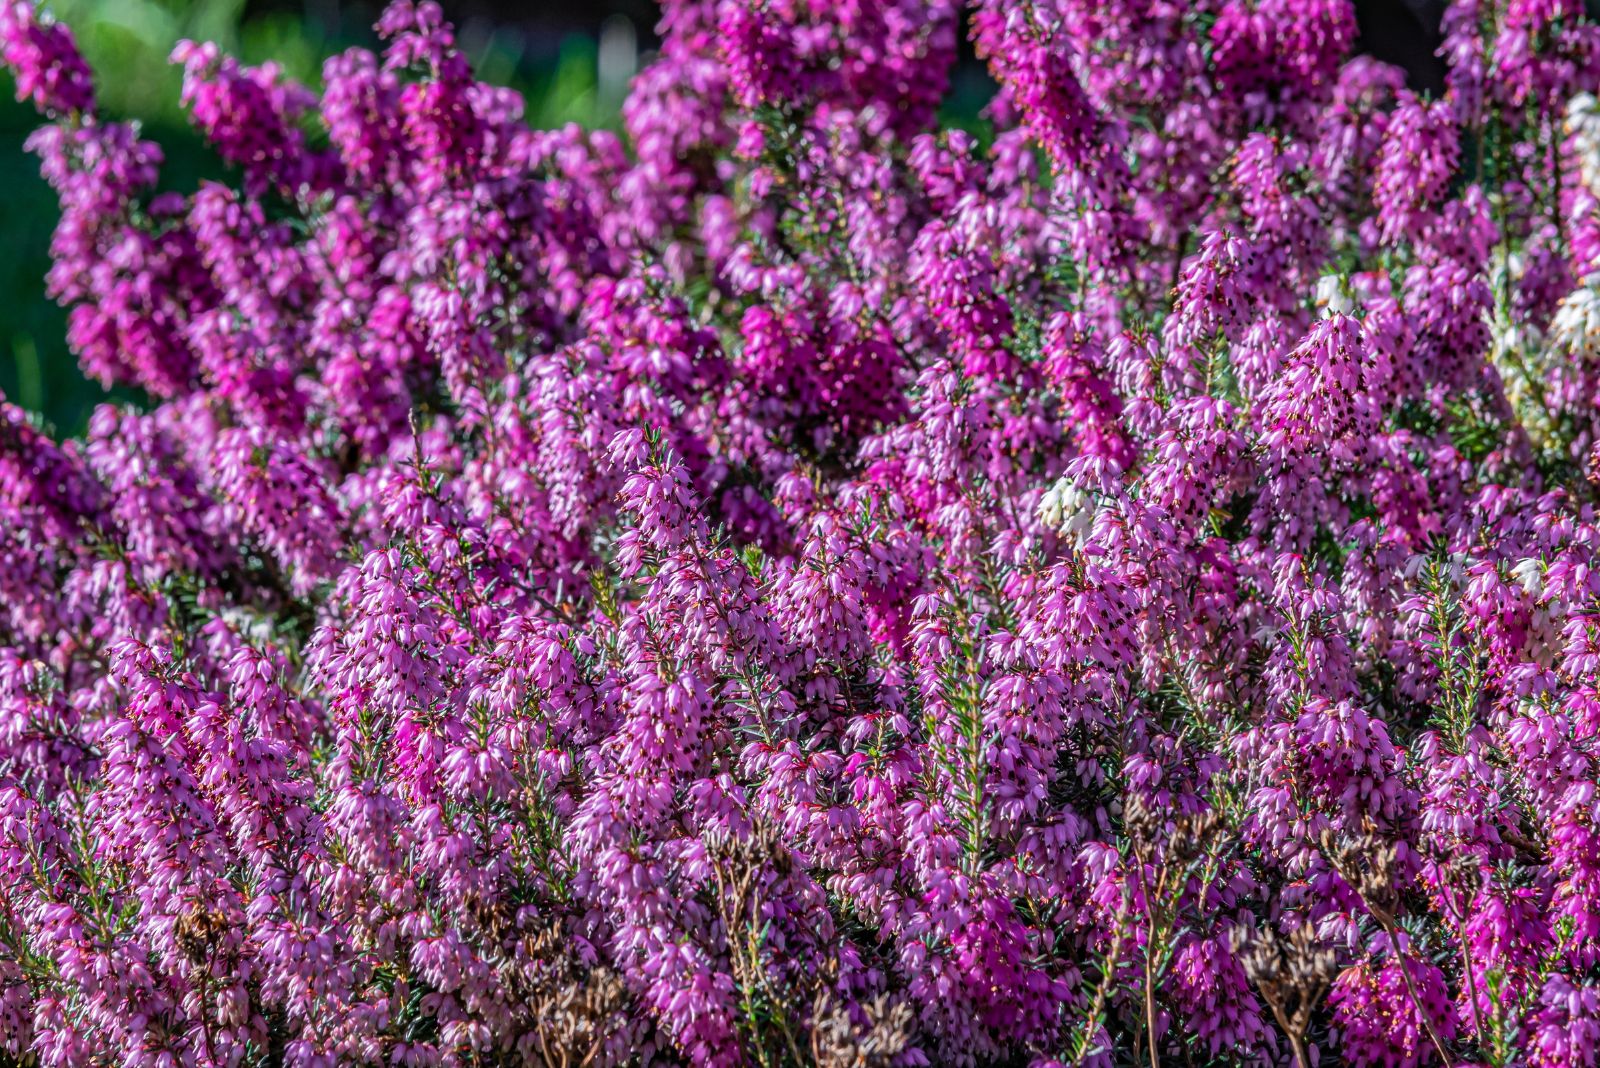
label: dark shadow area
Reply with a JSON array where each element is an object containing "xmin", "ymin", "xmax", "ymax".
[{"xmin": 1354, "ymin": 0, "xmax": 1447, "ymax": 95}]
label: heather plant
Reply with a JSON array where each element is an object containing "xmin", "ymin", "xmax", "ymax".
[{"xmin": 6, "ymin": 0, "xmax": 1600, "ymax": 1065}]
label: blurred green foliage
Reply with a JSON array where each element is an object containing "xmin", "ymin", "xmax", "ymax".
[{"xmin": 0, "ymin": 0, "xmax": 614, "ymax": 434}]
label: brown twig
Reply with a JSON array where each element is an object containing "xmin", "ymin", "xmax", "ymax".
[{"xmin": 1319, "ymin": 831, "xmax": 1454, "ymax": 1067}]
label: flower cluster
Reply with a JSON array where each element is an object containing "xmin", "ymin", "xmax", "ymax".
[{"xmin": 4, "ymin": 0, "xmax": 1600, "ymax": 1065}]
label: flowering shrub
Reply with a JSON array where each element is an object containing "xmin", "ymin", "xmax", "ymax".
[{"xmin": 7, "ymin": 0, "xmax": 1600, "ymax": 1065}]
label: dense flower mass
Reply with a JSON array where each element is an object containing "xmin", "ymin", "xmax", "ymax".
[{"xmin": 6, "ymin": 0, "xmax": 1600, "ymax": 1064}]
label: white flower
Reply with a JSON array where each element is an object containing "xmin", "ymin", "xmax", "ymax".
[
  {"xmin": 1567, "ymin": 91, "xmax": 1599, "ymax": 133},
  {"xmin": 1568, "ymin": 93, "xmax": 1600, "ymax": 193},
  {"xmin": 1037, "ymin": 475, "xmax": 1097, "ymax": 548},
  {"xmin": 1551, "ymin": 282, "xmax": 1600, "ymax": 355},
  {"xmin": 1511, "ymin": 557, "xmax": 1545, "ymax": 598},
  {"xmin": 1314, "ymin": 274, "xmax": 1354, "ymax": 316}
]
